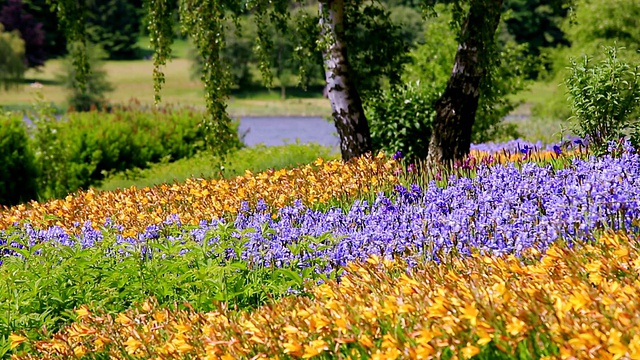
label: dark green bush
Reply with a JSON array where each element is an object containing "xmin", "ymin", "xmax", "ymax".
[
  {"xmin": 0, "ymin": 112, "xmax": 38, "ymax": 206},
  {"xmin": 30, "ymin": 103, "xmax": 242, "ymax": 200},
  {"xmin": 365, "ymin": 81, "xmax": 436, "ymax": 161}
]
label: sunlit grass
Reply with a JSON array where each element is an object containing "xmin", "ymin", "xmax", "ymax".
[{"xmin": 97, "ymin": 143, "xmax": 340, "ymax": 191}]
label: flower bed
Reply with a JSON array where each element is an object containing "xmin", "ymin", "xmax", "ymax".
[
  {"xmin": 3, "ymin": 142, "xmax": 640, "ymax": 359},
  {"xmin": 13, "ymin": 232, "xmax": 640, "ymax": 359}
]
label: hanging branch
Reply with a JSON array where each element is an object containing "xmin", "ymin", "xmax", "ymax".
[
  {"xmin": 145, "ymin": 0, "xmax": 175, "ymax": 105},
  {"xmin": 45, "ymin": 0, "xmax": 88, "ymax": 91}
]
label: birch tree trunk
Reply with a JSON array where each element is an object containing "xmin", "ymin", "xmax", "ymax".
[
  {"xmin": 319, "ymin": 0, "xmax": 372, "ymax": 161},
  {"xmin": 427, "ymin": 0, "xmax": 504, "ymax": 165}
]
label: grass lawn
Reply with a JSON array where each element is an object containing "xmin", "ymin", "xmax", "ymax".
[
  {"xmin": 97, "ymin": 143, "xmax": 340, "ymax": 192},
  {"xmin": 0, "ymin": 58, "xmax": 332, "ymax": 117},
  {"xmin": 509, "ymin": 79, "xmax": 562, "ymax": 116}
]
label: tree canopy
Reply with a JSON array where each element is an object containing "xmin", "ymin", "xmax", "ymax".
[
  {"xmin": 0, "ymin": 23, "xmax": 25, "ymax": 89},
  {"xmin": 0, "ymin": 0, "xmax": 46, "ymax": 68}
]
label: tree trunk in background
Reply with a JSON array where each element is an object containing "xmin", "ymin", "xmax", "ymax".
[
  {"xmin": 427, "ymin": 0, "xmax": 504, "ymax": 165},
  {"xmin": 319, "ymin": 0, "xmax": 372, "ymax": 161}
]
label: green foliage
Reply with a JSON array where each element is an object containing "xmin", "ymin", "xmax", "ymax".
[
  {"xmin": 56, "ymin": 42, "xmax": 113, "ymax": 111},
  {"xmin": 533, "ymin": 0, "xmax": 640, "ymax": 122},
  {"xmin": 44, "ymin": 0, "xmax": 89, "ymax": 89},
  {"xmin": 565, "ymin": 46, "xmax": 640, "ymax": 152},
  {"xmin": 85, "ymin": 0, "xmax": 142, "ymax": 59},
  {"xmin": 173, "ymin": 0, "xmax": 248, "ymax": 157},
  {"xmin": 502, "ymin": 0, "xmax": 570, "ymax": 77},
  {"xmin": 563, "ymin": 0, "xmax": 640, "ymax": 53},
  {"xmin": 0, "ymin": 23, "xmax": 25, "ymax": 90},
  {"xmin": 365, "ymin": 81, "xmax": 437, "ymax": 161},
  {"xmin": 473, "ymin": 40, "xmax": 529, "ymax": 144},
  {"xmin": 98, "ymin": 143, "xmax": 339, "ymax": 191},
  {"xmin": 27, "ymin": 102, "xmax": 237, "ymax": 200},
  {"xmin": 190, "ymin": 17, "xmax": 256, "ymax": 88},
  {"xmin": 388, "ymin": 5, "xmax": 425, "ymax": 47},
  {"xmin": 0, "ymin": 112, "xmax": 38, "ymax": 206},
  {"xmin": 0, "ymin": 223, "xmax": 339, "ymax": 350},
  {"xmin": 28, "ymin": 96, "xmax": 79, "ymax": 202},
  {"xmin": 343, "ymin": 2, "xmax": 412, "ymax": 95},
  {"xmin": 189, "ymin": 9, "xmax": 325, "ymax": 93},
  {"xmin": 367, "ymin": 5, "xmax": 525, "ymax": 160}
]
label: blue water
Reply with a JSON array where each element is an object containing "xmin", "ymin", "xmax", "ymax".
[{"xmin": 238, "ymin": 116, "xmax": 340, "ymax": 147}]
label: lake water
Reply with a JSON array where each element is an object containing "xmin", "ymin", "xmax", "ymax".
[{"xmin": 238, "ymin": 116, "xmax": 340, "ymax": 147}]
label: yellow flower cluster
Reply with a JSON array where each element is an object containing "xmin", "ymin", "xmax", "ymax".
[
  {"xmin": 14, "ymin": 232, "xmax": 640, "ymax": 360},
  {"xmin": 0, "ymin": 154, "xmax": 400, "ymax": 235},
  {"xmin": 468, "ymin": 148, "xmax": 582, "ymax": 164}
]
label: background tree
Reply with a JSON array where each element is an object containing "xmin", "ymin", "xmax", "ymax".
[
  {"xmin": 0, "ymin": 0, "xmax": 46, "ymax": 68},
  {"xmin": 0, "ymin": 23, "xmax": 25, "ymax": 89},
  {"xmin": 0, "ymin": 0, "xmax": 67, "ymax": 57},
  {"xmin": 85, "ymin": 0, "xmax": 143, "ymax": 59},
  {"xmin": 56, "ymin": 42, "xmax": 114, "ymax": 111},
  {"xmin": 502, "ymin": 0, "xmax": 569, "ymax": 77},
  {"xmin": 427, "ymin": 0, "xmax": 506, "ymax": 165},
  {"xmin": 189, "ymin": 17, "xmax": 257, "ymax": 89},
  {"xmin": 387, "ymin": 5, "xmax": 425, "ymax": 47},
  {"xmin": 367, "ymin": 3, "xmax": 526, "ymax": 161}
]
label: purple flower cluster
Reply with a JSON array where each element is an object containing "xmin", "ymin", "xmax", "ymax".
[
  {"xmin": 470, "ymin": 137, "xmax": 586, "ymax": 154},
  {"xmin": 2, "ymin": 147, "xmax": 640, "ymax": 275}
]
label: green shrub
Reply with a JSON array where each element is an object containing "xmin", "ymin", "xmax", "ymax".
[
  {"xmin": 365, "ymin": 81, "xmax": 436, "ymax": 161},
  {"xmin": 0, "ymin": 112, "xmax": 38, "ymax": 206},
  {"xmin": 29, "ymin": 103, "xmax": 241, "ymax": 200},
  {"xmin": 532, "ymin": 0, "xmax": 640, "ymax": 123},
  {"xmin": 565, "ymin": 46, "xmax": 640, "ymax": 152},
  {"xmin": 29, "ymin": 98, "xmax": 93, "ymax": 201}
]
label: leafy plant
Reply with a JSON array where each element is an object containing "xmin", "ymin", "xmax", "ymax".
[
  {"xmin": 0, "ymin": 222, "xmax": 338, "ymax": 352},
  {"xmin": 365, "ymin": 81, "xmax": 436, "ymax": 161},
  {"xmin": 565, "ymin": 46, "xmax": 640, "ymax": 152},
  {"xmin": 28, "ymin": 94, "xmax": 83, "ymax": 201},
  {"xmin": 0, "ymin": 112, "xmax": 38, "ymax": 206},
  {"xmin": 532, "ymin": 0, "xmax": 640, "ymax": 123},
  {"xmin": 26, "ymin": 101, "xmax": 235, "ymax": 201}
]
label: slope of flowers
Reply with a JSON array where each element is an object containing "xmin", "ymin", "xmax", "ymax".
[
  {"xmin": 4, "ymin": 147, "xmax": 640, "ymax": 271},
  {"xmin": 0, "ymin": 154, "xmax": 400, "ymax": 235},
  {"xmin": 13, "ymin": 232, "xmax": 640, "ymax": 360}
]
